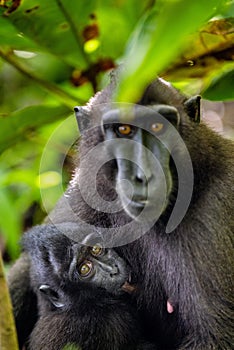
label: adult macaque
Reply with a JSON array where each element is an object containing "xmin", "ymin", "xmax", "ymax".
[{"xmin": 8, "ymin": 75, "xmax": 234, "ymax": 349}]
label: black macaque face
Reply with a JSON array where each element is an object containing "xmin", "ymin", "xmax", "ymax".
[
  {"xmin": 101, "ymin": 105, "xmax": 180, "ymax": 220},
  {"xmin": 67, "ymin": 240, "xmax": 130, "ymax": 294},
  {"xmin": 35, "ymin": 230, "xmax": 132, "ymax": 310}
]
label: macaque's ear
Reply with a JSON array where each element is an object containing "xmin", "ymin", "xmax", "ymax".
[
  {"xmin": 39, "ymin": 284, "xmax": 65, "ymax": 308},
  {"xmin": 74, "ymin": 106, "xmax": 90, "ymax": 134},
  {"xmin": 184, "ymin": 95, "xmax": 201, "ymax": 123}
]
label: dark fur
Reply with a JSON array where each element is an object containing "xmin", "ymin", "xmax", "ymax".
[
  {"xmin": 22, "ymin": 224, "xmax": 155, "ymax": 350},
  {"xmin": 8, "ymin": 76, "xmax": 234, "ymax": 349}
]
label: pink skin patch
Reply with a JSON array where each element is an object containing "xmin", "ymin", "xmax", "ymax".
[{"xmin": 167, "ymin": 300, "xmax": 174, "ymax": 313}]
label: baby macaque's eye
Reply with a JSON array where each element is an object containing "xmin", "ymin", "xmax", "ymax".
[
  {"xmin": 78, "ymin": 261, "xmax": 93, "ymax": 277},
  {"xmin": 90, "ymin": 244, "xmax": 103, "ymax": 257}
]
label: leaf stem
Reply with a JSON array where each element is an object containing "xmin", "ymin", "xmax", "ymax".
[
  {"xmin": 0, "ymin": 253, "xmax": 19, "ymax": 350},
  {"xmin": 0, "ymin": 49, "xmax": 85, "ymax": 107}
]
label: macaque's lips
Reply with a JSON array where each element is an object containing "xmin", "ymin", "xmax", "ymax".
[{"xmin": 121, "ymin": 281, "xmax": 136, "ymax": 293}]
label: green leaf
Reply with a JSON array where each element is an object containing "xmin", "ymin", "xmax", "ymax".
[
  {"xmin": 218, "ymin": 0, "xmax": 234, "ymax": 17},
  {"xmin": 0, "ymin": 15, "xmax": 39, "ymax": 51},
  {"xmin": 0, "ymin": 105, "xmax": 72, "ymax": 153},
  {"xmin": 96, "ymin": 0, "xmax": 154, "ymax": 58},
  {"xmin": 116, "ymin": 0, "xmax": 227, "ymax": 102},
  {"xmin": 202, "ymin": 68, "xmax": 234, "ymax": 100},
  {"xmin": 4, "ymin": 0, "xmax": 97, "ymax": 68},
  {"xmin": 0, "ymin": 188, "xmax": 21, "ymax": 259}
]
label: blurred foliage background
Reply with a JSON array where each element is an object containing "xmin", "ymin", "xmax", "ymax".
[{"xmin": 0, "ymin": 0, "xmax": 233, "ymax": 262}]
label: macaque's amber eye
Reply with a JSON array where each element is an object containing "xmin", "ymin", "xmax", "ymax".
[
  {"xmin": 90, "ymin": 244, "xmax": 103, "ymax": 256},
  {"xmin": 78, "ymin": 261, "xmax": 93, "ymax": 277},
  {"xmin": 117, "ymin": 124, "xmax": 132, "ymax": 136},
  {"xmin": 151, "ymin": 123, "xmax": 164, "ymax": 133}
]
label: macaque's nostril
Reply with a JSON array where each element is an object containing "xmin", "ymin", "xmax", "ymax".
[
  {"xmin": 135, "ymin": 175, "xmax": 144, "ymax": 183},
  {"xmin": 110, "ymin": 266, "xmax": 119, "ymax": 277}
]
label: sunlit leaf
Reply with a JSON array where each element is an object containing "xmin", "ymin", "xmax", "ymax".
[
  {"xmin": 116, "ymin": 0, "xmax": 228, "ymax": 102},
  {"xmin": 37, "ymin": 171, "xmax": 62, "ymax": 189},
  {"xmin": 96, "ymin": 0, "xmax": 154, "ymax": 58}
]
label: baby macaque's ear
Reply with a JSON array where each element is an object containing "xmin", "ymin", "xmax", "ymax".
[{"xmin": 39, "ymin": 284, "xmax": 64, "ymax": 308}]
